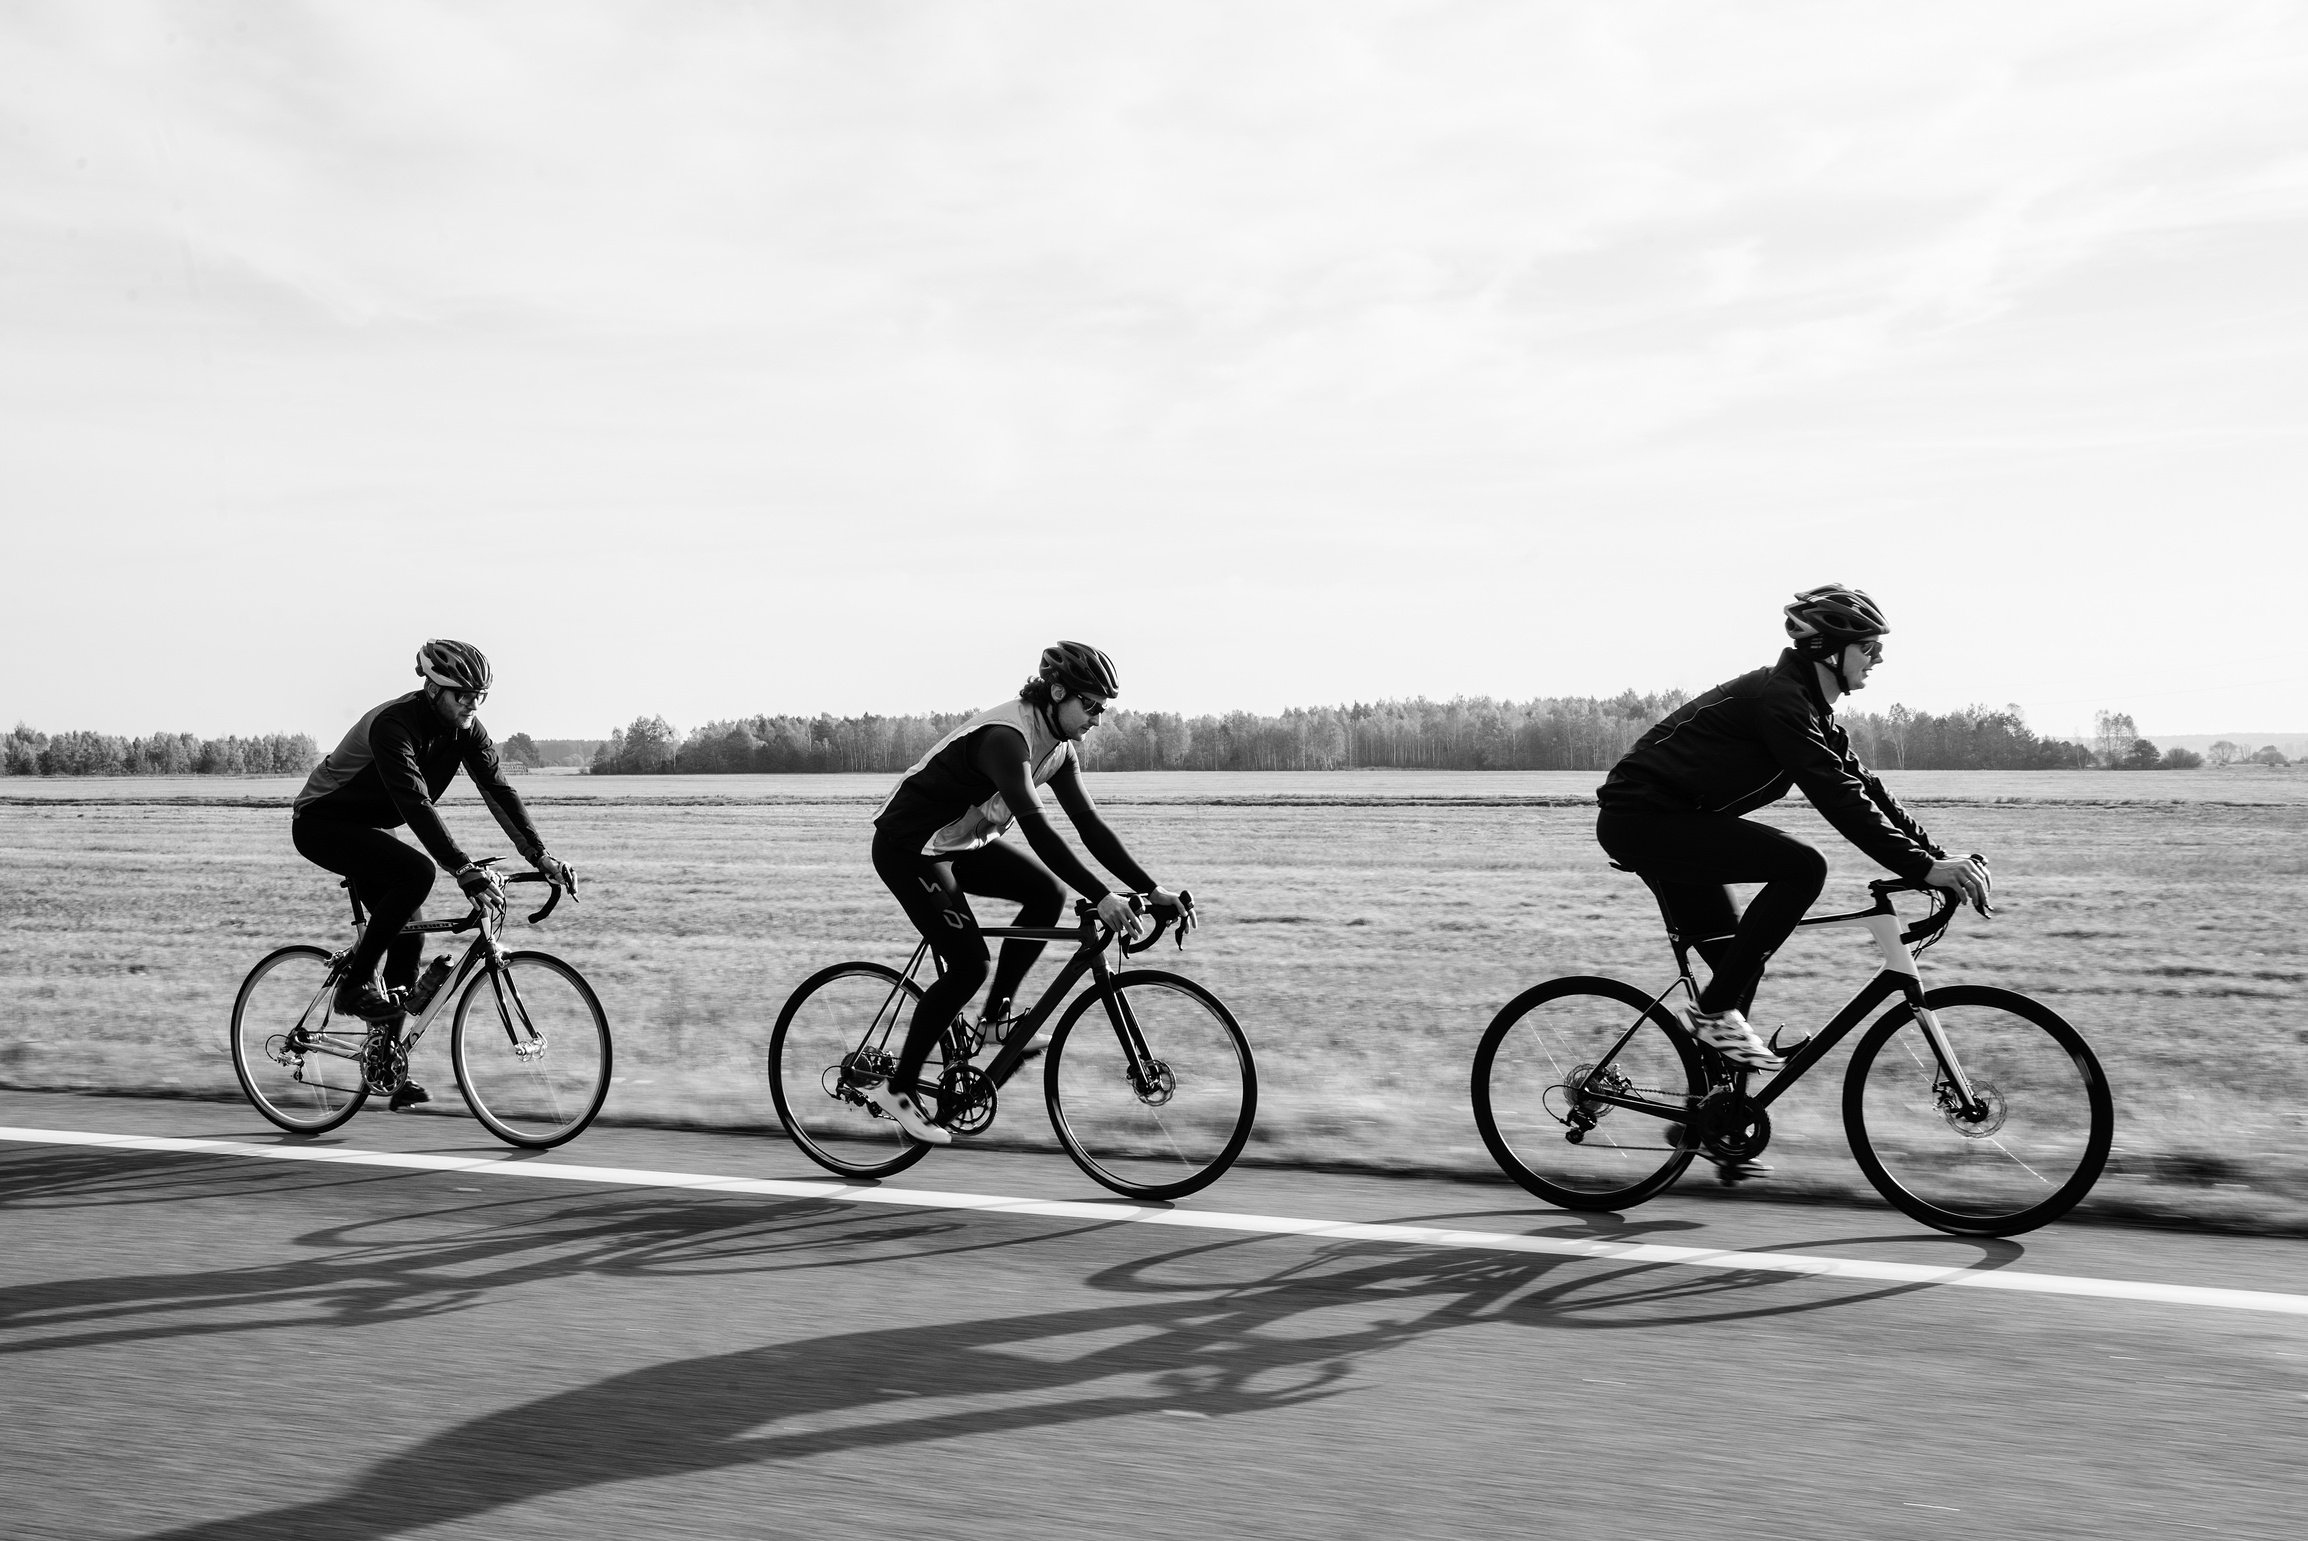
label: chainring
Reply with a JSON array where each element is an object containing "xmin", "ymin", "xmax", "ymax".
[
  {"xmin": 1691, "ymin": 1087, "xmax": 1772, "ymax": 1162},
  {"xmin": 361, "ymin": 1029, "xmax": 408, "ymax": 1095},
  {"xmin": 937, "ymin": 1062, "xmax": 999, "ymax": 1136}
]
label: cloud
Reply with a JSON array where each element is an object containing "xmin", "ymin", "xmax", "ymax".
[{"xmin": 3, "ymin": 1, "xmax": 2305, "ymax": 731}]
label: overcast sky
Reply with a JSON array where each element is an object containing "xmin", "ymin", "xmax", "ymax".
[{"xmin": 5, "ymin": 1, "xmax": 2304, "ymax": 742}]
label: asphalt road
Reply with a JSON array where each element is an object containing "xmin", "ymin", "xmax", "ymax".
[{"xmin": 4, "ymin": 1088, "xmax": 2302, "ymax": 1540}]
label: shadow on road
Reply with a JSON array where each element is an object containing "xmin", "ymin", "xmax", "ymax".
[{"xmin": 4, "ymin": 1145, "xmax": 2023, "ymax": 1540}]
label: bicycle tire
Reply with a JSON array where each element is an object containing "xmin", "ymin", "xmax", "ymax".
[
  {"xmin": 1471, "ymin": 976, "xmax": 1703, "ymax": 1211},
  {"xmin": 230, "ymin": 945, "xmax": 370, "ymax": 1135},
  {"xmin": 449, "ymin": 950, "xmax": 612, "ymax": 1149},
  {"xmin": 768, "ymin": 961, "xmax": 941, "ymax": 1180},
  {"xmin": 1043, "ymin": 970, "xmax": 1256, "ymax": 1201},
  {"xmin": 1843, "ymin": 984, "xmax": 2113, "ymax": 1236}
]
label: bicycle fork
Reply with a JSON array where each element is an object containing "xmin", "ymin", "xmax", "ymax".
[
  {"xmin": 1092, "ymin": 960, "xmax": 1173, "ymax": 1105},
  {"xmin": 1862, "ymin": 913, "xmax": 1989, "ymax": 1121}
]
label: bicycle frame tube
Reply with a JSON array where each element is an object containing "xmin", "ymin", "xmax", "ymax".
[
  {"xmin": 1778, "ymin": 901, "xmax": 1986, "ymax": 1113},
  {"xmin": 933, "ymin": 920, "xmax": 1119, "ymax": 1087},
  {"xmin": 1578, "ymin": 892, "xmax": 1983, "ymax": 1120}
]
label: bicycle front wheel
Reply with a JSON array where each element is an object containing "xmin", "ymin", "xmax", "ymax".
[
  {"xmin": 231, "ymin": 945, "xmax": 370, "ymax": 1135},
  {"xmin": 449, "ymin": 951, "xmax": 612, "ymax": 1149},
  {"xmin": 1844, "ymin": 985, "xmax": 2113, "ymax": 1236},
  {"xmin": 1044, "ymin": 970, "xmax": 1256, "ymax": 1201},
  {"xmin": 768, "ymin": 962, "xmax": 942, "ymax": 1180},
  {"xmin": 1471, "ymin": 976, "xmax": 1703, "ymax": 1211}
]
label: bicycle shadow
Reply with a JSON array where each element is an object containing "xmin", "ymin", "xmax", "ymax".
[
  {"xmin": 98, "ymin": 1221, "xmax": 2021, "ymax": 1539},
  {"xmin": 0, "ymin": 1146, "xmax": 1098, "ymax": 1357}
]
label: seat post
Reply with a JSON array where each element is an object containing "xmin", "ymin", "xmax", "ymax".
[{"xmin": 340, "ymin": 878, "xmax": 367, "ymax": 928}]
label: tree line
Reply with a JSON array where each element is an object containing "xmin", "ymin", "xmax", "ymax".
[
  {"xmin": 2, "ymin": 724, "xmax": 320, "ymax": 777},
  {"xmin": 9, "ymin": 699, "xmax": 2283, "ymax": 780},
  {"xmin": 583, "ymin": 695, "xmax": 2253, "ymax": 775}
]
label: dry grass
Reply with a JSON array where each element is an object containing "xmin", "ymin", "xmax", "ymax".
[{"xmin": 5, "ymin": 767, "xmax": 2305, "ymax": 1226}]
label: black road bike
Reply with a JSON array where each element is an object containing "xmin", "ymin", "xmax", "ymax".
[
  {"xmin": 231, "ymin": 863, "xmax": 608, "ymax": 1148},
  {"xmin": 1471, "ymin": 871, "xmax": 2113, "ymax": 1236},
  {"xmin": 769, "ymin": 893, "xmax": 1256, "ymax": 1201}
]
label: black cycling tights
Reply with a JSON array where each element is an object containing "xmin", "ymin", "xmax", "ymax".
[
  {"xmin": 871, "ymin": 829, "xmax": 1066, "ymax": 1098},
  {"xmin": 1595, "ymin": 810, "xmax": 1829, "ymax": 1016},
  {"xmin": 292, "ymin": 815, "xmax": 432, "ymax": 992}
]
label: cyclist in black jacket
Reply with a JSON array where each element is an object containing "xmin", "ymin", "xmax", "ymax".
[
  {"xmin": 292, "ymin": 640, "xmax": 576, "ymax": 1108},
  {"xmin": 1596, "ymin": 586, "xmax": 1990, "ymax": 1071}
]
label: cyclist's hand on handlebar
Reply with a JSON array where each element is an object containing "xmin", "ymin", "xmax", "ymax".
[
  {"xmin": 456, "ymin": 862, "xmax": 507, "ymax": 916},
  {"xmin": 1925, "ymin": 854, "xmax": 1992, "ymax": 914},
  {"xmin": 1149, "ymin": 885, "xmax": 1197, "ymax": 934},
  {"xmin": 532, "ymin": 850, "xmax": 579, "ymax": 902},
  {"xmin": 1096, "ymin": 892, "xmax": 1144, "ymax": 941}
]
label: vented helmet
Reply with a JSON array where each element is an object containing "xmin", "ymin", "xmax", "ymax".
[
  {"xmin": 415, "ymin": 639, "xmax": 493, "ymax": 693},
  {"xmin": 1783, "ymin": 585, "xmax": 1889, "ymax": 657},
  {"xmin": 1039, "ymin": 641, "xmax": 1120, "ymax": 699}
]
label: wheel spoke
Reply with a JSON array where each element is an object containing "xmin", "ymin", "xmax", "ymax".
[
  {"xmin": 451, "ymin": 953, "xmax": 610, "ymax": 1149},
  {"xmin": 769, "ymin": 963, "xmax": 941, "ymax": 1180},
  {"xmin": 1472, "ymin": 979, "xmax": 1702, "ymax": 1210},
  {"xmin": 1845, "ymin": 987, "xmax": 2111, "ymax": 1235},
  {"xmin": 1045, "ymin": 973, "xmax": 1255, "ymax": 1201},
  {"xmin": 232, "ymin": 948, "xmax": 369, "ymax": 1135}
]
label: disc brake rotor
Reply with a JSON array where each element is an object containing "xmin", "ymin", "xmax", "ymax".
[{"xmin": 1938, "ymin": 1079, "xmax": 2008, "ymax": 1139}]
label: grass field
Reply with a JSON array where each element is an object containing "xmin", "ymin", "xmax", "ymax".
[{"xmin": 5, "ymin": 767, "xmax": 2304, "ymax": 1228}]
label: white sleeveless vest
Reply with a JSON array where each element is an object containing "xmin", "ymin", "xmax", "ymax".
[{"xmin": 877, "ymin": 698, "xmax": 1076, "ymax": 856}]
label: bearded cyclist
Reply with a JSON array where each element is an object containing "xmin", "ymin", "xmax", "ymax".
[
  {"xmin": 291, "ymin": 640, "xmax": 578, "ymax": 1110},
  {"xmin": 1595, "ymin": 585, "xmax": 1991, "ymax": 1073},
  {"xmin": 867, "ymin": 641, "xmax": 1186, "ymax": 1145}
]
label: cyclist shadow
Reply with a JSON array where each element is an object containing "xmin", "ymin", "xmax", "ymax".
[
  {"xmin": 126, "ymin": 1217, "xmax": 2020, "ymax": 1540},
  {"xmin": 0, "ymin": 1148, "xmax": 1103, "ymax": 1358}
]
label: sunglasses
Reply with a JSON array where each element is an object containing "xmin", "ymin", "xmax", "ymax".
[
  {"xmin": 1080, "ymin": 697, "xmax": 1108, "ymax": 719},
  {"xmin": 448, "ymin": 687, "xmax": 488, "ymax": 705},
  {"xmin": 1856, "ymin": 641, "xmax": 1884, "ymax": 662}
]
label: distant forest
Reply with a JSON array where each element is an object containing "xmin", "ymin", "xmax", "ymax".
[
  {"xmin": 582, "ymin": 697, "xmax": 2266, "ymax": 776},
  {"xmin": 2, "ymin": 724, "xmax": 319, "ymax": 777},
  {"xmin": 9, "ymin": 701, "xmax": 2289, "ymax": 780}
]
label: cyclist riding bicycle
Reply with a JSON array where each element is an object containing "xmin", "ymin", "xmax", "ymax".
[
  {"xmin": 290, "ymin": 639, "xmax": 577, "ymax": 1109},
  {"xmin": 868, "ymin": 641, "xmax": 1185, "ymax": 1145},
  {"xmin": 1595, "ymin": 585, "xmax": 1991, "ymax": 1072}
]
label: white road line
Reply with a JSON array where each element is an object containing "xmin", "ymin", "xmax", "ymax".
[{"xmin": 6, "ymin": 1124, "xmax": 2305, "ymax": 1318}]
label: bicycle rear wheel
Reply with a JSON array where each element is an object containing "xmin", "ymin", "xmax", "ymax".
[
  {"xmin": 449, "ymin": 951, "xmax": 612, "ymax": 1149},
  {"xmin": 1043, "ymin": 970, "xmax": 1256, "ymax": 1201},
  {"xmin": 1471, "ymin": 976, "xmax": 1703, "ymax": 1210},
  {"xmin": 231, "ymin": 945, "xmax": 370, "ymax": 1135},
  {"xmin": 768, "ymin": 962, "xmax": 944, "ymax": 1180},
  {"xmin": 1844, "ymin": 985, "xmax": 2112, "ymax": 1236}
]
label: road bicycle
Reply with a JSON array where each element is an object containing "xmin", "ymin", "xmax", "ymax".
[
  {"xmin": 230, "ymin": 862, "xmax": 610, "ymax": 1149},
  {"xmin": 769, "ymin": 893, "xmax": 1256, "ymax": 1201},
  {"xmin": 1471, "ymin": 868, "xmax": 2114, "ymax": 1236}
]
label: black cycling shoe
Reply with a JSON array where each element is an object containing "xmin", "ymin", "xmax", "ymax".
[
  {"xmin": 334, "ymin": 980, "xmax": 403, "ymax": 1023},
  {"xmin": 388, "ymin": 1081, "xmax": 433, "ymax": 1112}
]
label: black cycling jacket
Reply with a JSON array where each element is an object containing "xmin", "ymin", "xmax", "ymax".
[
  {"xmin": 1596, "ymin": 649, "xmax": 1944, "ymax": 880},
  {"xmin": 292, "ymin": 692, "xmax": 542, "ymax": 873}
]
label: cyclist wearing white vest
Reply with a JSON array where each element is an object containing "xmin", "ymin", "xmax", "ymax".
[{"xmin": 867, "ymin": 641, "xmax": 1183, "ymax": 1144}]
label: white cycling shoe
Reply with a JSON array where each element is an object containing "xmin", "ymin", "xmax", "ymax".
[
  {"xmin": 1682, "ymin": 1006, "xmax": 1786, "ymax": 1072},
  {"xmin": 864, "ymin": 1081, "xmax": 952, "ymax": 1146}
]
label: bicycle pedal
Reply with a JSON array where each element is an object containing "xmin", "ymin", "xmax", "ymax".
[{"xmin": 1711, "ymin": 1158, "xmax": 1772, "ymax": 1185}]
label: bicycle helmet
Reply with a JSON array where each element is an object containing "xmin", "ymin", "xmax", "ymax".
[
  {"xmin": 1038, "ymin": 641, "xmax": 1120, "ymax": 699},
  {"xmin": 415, "ymin": 639, "xmax": 493, "ymax": 693},
  {"xmin": 1783, "ymin": 585, "xmax": 1887, "ymax": 692}
]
